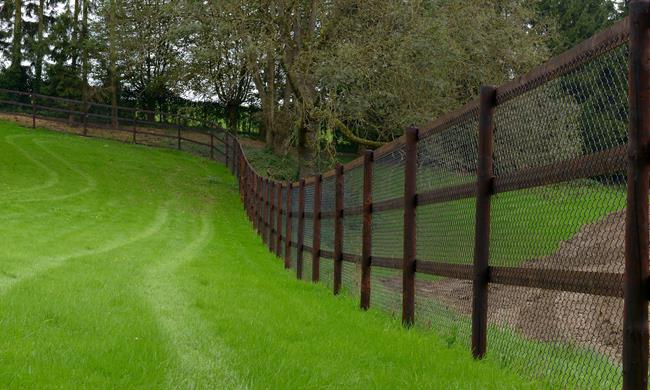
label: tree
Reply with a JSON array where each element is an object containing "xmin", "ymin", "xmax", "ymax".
[
  {"xmin": 536, "ymin": 0, "xmax": 620, "ymax": 55},
  {"xmin": 177, "ymin": 1, "xmax": 254, "ymax": 132}
]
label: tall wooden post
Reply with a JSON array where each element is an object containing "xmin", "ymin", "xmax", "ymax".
[
  {"xmin": 239, "ymin": 155, "xmax": 245, "ymax": 202},
  {"xmin": 312, "ymin": 175, "xmax": 322, "ymax": 282},
  {"xmin": 333, "ymin": 165, "xmax": 344, "ymax": 295},
  {"xmin": 472, "ymin": 85, "xmax": 496, "ymax": 359},
  {"xmin": 284, "ymin": 182, "xmax": 293, "ymax": 269},
  {"xmin": 624, "ymin": 2, "xmax": 650, "ymax": 388},
  {"xmin": 210, "ymin": 133, "xmax": 214, "ymax": 160},
  {"xmin": 402, "ymin": 127, "xmax": 419, "ymax": 327},
  {"xmin": 261, "ymin": 177, "xmax": 267, "ymax": 241},
  {"xmin": 265, "ymin": 178, "xmax": 271, "ymax": 247},
  {"xmin": 225, "ymin": 134, "xmax": 230, "ymax": 168},
  {"xmin": 31, "ymin": 93, "xmax": 36, "ymax": 128},
  {"xmin": 297, "ymin": 179, "xmax": 306, "ymax": 279},
  {"xmin": 256, "ymin": 177, "xmax": 261, "ymax": 233},
  {"xmin": 133, "ymin": 111, "xmax": 138, "ymax": 143},
  {"xmin": 177, "ymin": 118, "xmax": 181, "ymax": 150},
  {"xmin": 360, "ymin": 150, "xmax": 373, "ymax": 310},
  {"xmin": 269, "ymin": 181, "xmax": 276, "ymax": 253},
  {"xmin": 82, "ymin": 102, "xmax": 88, "ymax": 136}
]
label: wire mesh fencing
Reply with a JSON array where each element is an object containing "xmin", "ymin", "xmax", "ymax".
[
  {"xmin": 234, "ymin": 15, "xmax": 649, "ymax": 389},
  {"xmin": 1, "ymin": 10, "xmax": 649, "ymax": 390}
]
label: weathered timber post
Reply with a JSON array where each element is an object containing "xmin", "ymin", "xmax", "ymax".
[
  {"xmin": 472, "ymin": 85, "xmax": 496, "ymax": 359},
  {"xmin": 624, "ymin": 2, "xmax": 650, "ymax": 388},
  {"xmin": 82, "ymin": 102, "xmax": 88, "ymax": 136},
  {"xmin": 312, "ymin": 175, "xmax": 322, "ymax": 282},
  {"xmin": 177, "ymin": 117, "xmax": 181, "ymax": 150},
  {"xmin": 255, "ymin": 174, "xmax": 263, "ymax": 235},
  {"xmin": 133, "ymin": 111, "xmax": 138, "ymax": 143},
  {"xmin": 226, "ymin": 134, "xmax": 231, "ymax": 168},
  {"xmin": 265, "ymin": 178, "xmax": 271, "ymax": 247},
  {"xmin": 276, "ymin": 183, "xmax": 283, "ymax": 258},
  {"xmin": 297, "ymin": 179, "xmax": 306, "ymax": 279},
  {"xmin": 284, "ymin": 182, "xmax": 293, "ymax": 269},
  {"xmin": 269, "ymin": 181, "xmax": 276, "ymax": 253},
  {"xmin": 333, "ymin": 165, "xmax": 344, "ymax": 295},
  {"xmin": 210, "ymin": 133, "xmax": 214, "ymax": 160},
  {"xmin": 360, "ymin": 150, "xmax": 373, "ymax": 310},
  {"xmin": 31, "ymin": 93, "xmax": 36, "ymax": 128},
  {"xmin": 402, "ymin": 127, "xmax": 419, "ymax": 327}
]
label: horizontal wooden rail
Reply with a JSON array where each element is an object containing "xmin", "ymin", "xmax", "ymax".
[{"xmin": 490, "ymin": 267, "xmax": 623, "ymax": 298}]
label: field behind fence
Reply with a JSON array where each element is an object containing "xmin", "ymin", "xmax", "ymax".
[{"xmin": 2, "ymin": 4, "xmax": 650, "ymax": 388}]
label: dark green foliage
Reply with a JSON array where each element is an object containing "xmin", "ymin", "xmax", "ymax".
[
  {"xmin": 0, "ymin": 64, "xmax": 30, "ymax": 91},
  {"xmin": 537, "ymin": 0, "xmax": 621, "ymax": 55},
  {"xmin": 243, "ymin": 146, "xmax": 300, "ymax": 181}
]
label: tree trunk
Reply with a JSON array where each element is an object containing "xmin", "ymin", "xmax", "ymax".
[
  {"xmin": 109, "ymin": 0, "xmax": 118, "ymax": 128},
  {"xmin": 11, "ymin": 0, "xmax": 22, "ymax": 68},
  {"xmin": 72, "ymin": 0, "xmax": 80, "ymax": 69},
  {"xmin": 225, "ymin": 103, "xmax": 239, "ymax": 132},
  {"xmin": 81, "ymin": 0, "xmax": 89, "ymax": 123},
  {"xmin": 34, "ymin": 0, "xmax": 45, "ymax": 93}
]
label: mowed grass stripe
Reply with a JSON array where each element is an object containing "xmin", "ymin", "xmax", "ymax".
[{"xmin": 0, "ymin": 120, "xmax": 541, "ymax": 388}]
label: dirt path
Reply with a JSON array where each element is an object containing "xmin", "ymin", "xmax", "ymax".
[{"xmin": 389, "ymin": 211, "xmax": 628, "ymax": 362}]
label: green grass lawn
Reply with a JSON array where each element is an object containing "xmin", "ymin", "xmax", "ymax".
[{"xmin": 0, "ymin": 120, "xmax": 552, "ymax": 389}]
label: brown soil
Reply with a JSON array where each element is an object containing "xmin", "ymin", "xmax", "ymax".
[{"xmin": 388, "ymin": 211, "xmax": 628, "ymax": 362}]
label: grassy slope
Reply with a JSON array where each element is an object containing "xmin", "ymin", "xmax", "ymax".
[{"xmin": 0, "ymin": 121, "xmax": 544, "ymax": 389}]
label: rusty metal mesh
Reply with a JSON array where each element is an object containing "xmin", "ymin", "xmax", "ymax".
[{"xmin": 486, "ymin": 42, "xmax": 629, "ymax": 388}]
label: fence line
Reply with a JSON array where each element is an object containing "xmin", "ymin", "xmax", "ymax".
[
  {"xmin": 231, "ymin": 9, "xmax": 647, "ymax": 389},
  {"xmin": 0, "ymin": 5, "xmax": 649, "ymax": 388}
]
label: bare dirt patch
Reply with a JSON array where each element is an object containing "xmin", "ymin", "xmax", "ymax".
[{"xmin": 385, "ymin": 211, "xmax": 628, "ymax": 362}]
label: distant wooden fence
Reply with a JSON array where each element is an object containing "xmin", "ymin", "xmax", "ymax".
[
  {"xmin": 2, "ymin": 4, "xmax": 650, "ymax": 388},
  {"xmin": 0, "ymin": 87, "xmax": 228, "ymax": 161}
]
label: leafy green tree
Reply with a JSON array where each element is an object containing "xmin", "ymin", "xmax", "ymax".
[{"xmin": 536, "ymin": 0, "xmax": 620, "ymax": 55}]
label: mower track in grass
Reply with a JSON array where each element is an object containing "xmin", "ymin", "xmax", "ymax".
[{"xmin": 0, "ymin": 120, "xmax": 546, "ymax": 388}]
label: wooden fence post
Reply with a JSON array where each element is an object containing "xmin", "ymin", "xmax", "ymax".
[
  {"xmin": 472, "ymin": 85, "xmax": 496, "ymax": 359},
  {"xmin": 257, "ymin": 177, "xmax": 261, "ymax": 228},
  {"xmin": 624, "ymin": 2, "xmax": 650, "ymax": 388},
  {"xmin": 248, "ymin": 168, "xmax": 254, "ymax": 223},
  {"xmin": 177, "ymin": 117, "xmax": 181, "ymax": 150},
  {"xmin": 269, "ymin": 181, "xmax": 276, "ymax": 253},
  {"xmin": 210, "ymin": 133, "xmax": 214, "ymax": 160},
  {"xmin": 297, "ymin": 179, "xmax": 306, "ymax": 279},
  {"xmin": 83, "ymin": 102, "xmax": 88, "ymax": 136},
  {"xmin": 225, "ymin": 134, "xmax": 230, "ymax": 168},
  {"xmin": 333, "ymin": 164, "xmax": 344, "ymax": 295},
  {"xmin": 360, "ymin": 150, "xmax": 373, "ymax": 310},
  {"xmin": 276, "ymin": 183, "xmax": 283, "ymax": 258},
  {"xmin": 31, "ymin": 93, "xmax": 36, "ymax": 128},
  {"xmin": 249, "ymin": 171, "xmax": 254, "ymax": 226},
  {"xmin": 239, "ymin": 154, "xmax": 245, "ymax": 202},
  {"xmin": 284, "ymin": 182, "xmax": 293, "ymax": 269},
  {"xmin": 263, "ymin": 178, "xmax": 269, "ymax": 246},
  {"xmin": 402, "ymin": 127, "xmax": 419, "ymax": 327},
  {"xmin": 312, "ymin": 174, "xmax": 322, "ymax": 282},
  {"xmin": 133, "ymin": 111, "xmax": 138, "ymax": 143},
  {"xmin": 261, "ymin": 177, "xmax": 266, "ymax": 240},
  {"xmin": 268, "ymin": 180, "xmax": 274, "ymax": 251}
]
